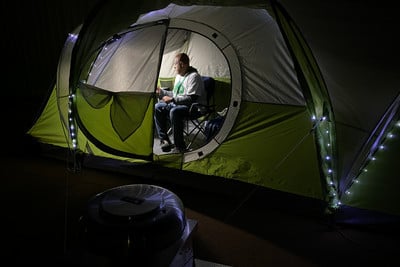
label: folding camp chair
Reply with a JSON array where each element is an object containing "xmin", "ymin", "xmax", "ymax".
[{"xmin": 184, "ymin": 76, "xmax": 216, "ymax": 149}]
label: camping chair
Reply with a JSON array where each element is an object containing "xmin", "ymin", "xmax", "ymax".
[{"xmin": 184, "ymin": 76, "xmax": 216, "ymax": 149}]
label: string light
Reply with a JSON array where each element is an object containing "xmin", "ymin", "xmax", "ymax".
[
  {"xmin": 68, "ymin": 93, "xmax": 80, "ymax": 172},
  {"xmin": 311, "ymin": 114, "xmax": 339, "ymax": 210},
  {"xmin": 67, "ymin": 40, "xmax": 112, "ymax": 164},
  {"xmin": 342, "ymin": 119, "xmax": 399, "ymax": 200},
  {"xmin": 66, "ymin": 35, "xmax": 117, "ymax": 171},
  {"xmin": 68, "ymin": 33, "xmax": 78, "ymax": 40}
]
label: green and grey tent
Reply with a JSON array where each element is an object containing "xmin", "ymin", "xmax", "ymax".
[{"xmin": 27, "ymin": 0, "xmax": 400, "ymax": 221}]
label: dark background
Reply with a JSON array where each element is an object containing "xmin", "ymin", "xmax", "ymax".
[{"xmin": 2, "ymin": 0, "xmax": 98, "ymax": 142}]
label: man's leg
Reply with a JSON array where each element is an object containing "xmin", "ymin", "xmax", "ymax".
[
  {"xmin": 154, "ymin": 102, "xmax": 173, "ymax": 151},
  {"xmin": 170, "ymin": 105, "xmax": 189, "ymax": 151}
]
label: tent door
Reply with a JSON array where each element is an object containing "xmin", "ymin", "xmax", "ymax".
[{"xmin": 74, "ymin": 21, "xmax": 169, "ymax": 160}]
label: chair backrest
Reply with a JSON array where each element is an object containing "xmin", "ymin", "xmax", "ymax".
[{"xmin": 201, "ymin": 76, "xmax": 215, "ymax": 105}]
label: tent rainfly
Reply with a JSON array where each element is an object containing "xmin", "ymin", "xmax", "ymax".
[{"xmin": 28, "ymin": 0, "xmax": 400, "ymax": 222}]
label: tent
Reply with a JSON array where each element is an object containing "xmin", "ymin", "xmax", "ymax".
[{"xmin": 27, "ymin": 0, "xmax": 400, "ymax": 222}]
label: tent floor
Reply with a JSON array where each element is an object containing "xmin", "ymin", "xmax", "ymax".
[{"xmin": 2, "ymin": 137, "xmax": 400, "ymax": 266}]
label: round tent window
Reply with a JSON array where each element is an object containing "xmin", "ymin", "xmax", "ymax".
[{"xmin": 155, "ymin": 26, "xmax": 241, "ymax": 163}]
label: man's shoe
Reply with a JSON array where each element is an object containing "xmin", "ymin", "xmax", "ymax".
[
  {"xmin": 160, "ymin": 139, "xmax": 172, "ymax": 152},
  {"xmin": 171, "ymin": 146, "xmax": 187, "ymax": 154}
]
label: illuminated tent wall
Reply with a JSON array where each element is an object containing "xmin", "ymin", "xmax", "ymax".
[{"xmin": 27, "ymin": 0, "xmax": 400, "ymax": 220}]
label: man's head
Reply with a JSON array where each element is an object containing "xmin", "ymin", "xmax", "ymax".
[{"xmin": 173, "ymin": 53, "xmax": 190, "ymax": 76}]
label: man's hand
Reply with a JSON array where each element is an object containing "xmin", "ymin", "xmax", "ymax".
[{"xmin": 162, "ymin": 95, "xmax": 174, "ymax": 103}]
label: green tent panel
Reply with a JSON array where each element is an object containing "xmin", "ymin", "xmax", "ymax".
[
  {"xmin": 75, "ymin": 86, "xmax": 155, "ymax": 157},
  {"xmin": 28, "ymin": 87, "xmax": 68, "ymax": 148},
  {"xmin": 184, "ymin": 102, "xmax": 324, "ymax": 199}
]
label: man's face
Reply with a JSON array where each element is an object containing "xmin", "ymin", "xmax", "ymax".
[{"xmin": 173, "ymin": 57, "xmax": 185, "ymax": 75}]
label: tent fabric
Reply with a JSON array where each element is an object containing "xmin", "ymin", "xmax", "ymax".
[
  {"xmin": 27, "ymin": 0, "xmax": 400, "ymax": 220},
  {"xmin": 137, "ymin": 4, "xmax": 305, "ymax": 106},
  {"xmin": 185, "ymin": 102, "xmax": 324, "ymax": 199},
  {"xmin": 340, "ymin": 96, "xmax": 400, "ymax": 215}
]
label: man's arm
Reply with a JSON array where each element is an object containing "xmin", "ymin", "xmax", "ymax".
[
  {"xmin": 174, "ymin": 94, "xmax": 198, "ymax": 106},
  {"xmin": 158, "ymin": 87, "xmax": 173, "ymax": 98}
]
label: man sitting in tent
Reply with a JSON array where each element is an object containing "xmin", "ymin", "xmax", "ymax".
[{"xmin": 154, "ymin": 53, "xmax": 206, "ymax": 153}]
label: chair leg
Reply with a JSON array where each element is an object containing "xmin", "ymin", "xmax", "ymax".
[{"xmin": 184, "ymin": 117, "xmax": 209, "ymax": 150}]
